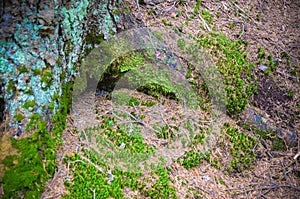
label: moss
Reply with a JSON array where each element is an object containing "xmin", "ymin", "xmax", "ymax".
[
  {"xmin": 14, "ymin": 113, "xmax": 24, "ymax": 123},
  {"xmin": 185, "ymin": 69, "xmax": 192, "ymax": 79},
  {"xmin": 224, "ymin": 124, "xmax": 257, "ymax": 172},
  {"xmin": 96, "ymin": 50, "xmax": 196, "ymax": 103},
  {"xmin": 18, "ymin": 66, "xmax": 29, "ymax": 73},
  {"xmin": 41, "ymin": 70, "xmax": 53, "ymax": 89},
  {"xmin": 177, "ymin": 38, "xmax": 186, "ymax": 50},
  {"xmin": 32, "ymin": 69, "xmax": 42, "ymax": 76},
  {"xmin": 253, "ymin": 129, "xmax": 286, "ymax": 151},
  {"xmin": 85, "ymin": 32, "xmax": 105, "ymax": 45},
  {"xmin": 153, "ymin": 31, "xmax": 164, "ymax": 41},
  {"xmin": 128, "ymin": 97, "xmax": 139, "ymax": 106},
  {"xmin": 63, "ymin": 115, "xmax": 174, "ymax": 198},
  {"xmin": 201, "ymin": 9, "xmax": 213, "ymax": 24},
  {"xmin": 195, "ymin": 33, "xmax": 256, "ymax": 115},
  {"xmin": 141, "ymin": 168, "xmax": 177, "ymax": 199},
  {"xmin": 138, "ymin": 83, "xmax": 176, "ymax": 100},
  {"xmin": 162, "ymin": 18, "xmax": 173, "ymax": 26},
  {"xmin": 48, "ymin": 101, "xmax": 55, "ymax": 112},
  {"xmin": 118, "ymin": 52, "xmax": 145, "ymax": 72},
  {"xmin": 272, "ymin": 138, "xmax": 286, "ymax": 151},
  {"xmin": 141, "ymin": 100, "xmax": 156, "ymax": 107},
  {"xmin": 2, "ymin": 126, "xmax": 54, "ymax": 198},
  {"xmin": 156, "ymin": 125, "xmax": 177, "ymax": 140},
  {"xmin": 22, "ymin": 100, "xmax": 35, "ymax": 110},
  {"xmin": 194, "ymin": 0, "xmax": 201, "ymax": 14},
  {"xmin": 1, "ymin": 78, "xmax": 73, "ymax": 198},
  {"xmin": 7, "ymin": 80, "xmax": 16, "ymax": 94},
  {"xmin": 178, "ymin": 151, "xmax": 210, "ymax": 170},
  {"xmin": 25, "ymin": 113, "xmax": 40, "ymax": 130},
  {"xmin": 23, "ymin": 87, "xmax": 34, "ymax": 95},
  {"xmin": 84, "ymin": 32, "xmax": 105, "ymax": 55}
]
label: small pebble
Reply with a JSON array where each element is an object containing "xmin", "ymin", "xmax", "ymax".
[{"xmin": 258, "ymin": 65, "xmax": 268, "ymax": 71}]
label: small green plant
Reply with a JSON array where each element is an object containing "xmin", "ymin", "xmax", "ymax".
[
  {"xmin": 185, "ymin": 69, "xmax": 192, "ymax": 79},
  {"xmin": 224, "ymin": 124, "xmax": 257, "ymax": 172},
  {"xmin": 178, "ymin": 150, "xmax": 210, "ymax": 170},
  {"xmin": 156, "ymin": 125, "xmax": 178, "ymax": 140},
  {"xmin": 162, "ymin": 18, "xmax": 173, "ymax": 26},
  {"xmin": 186, "ymin": 187, "xmax": 206, "ymax": 198},
  {"xmin": 211, "ymin": 157, "xmax": 221, "ymax": 169},
  {"xmin": 258, "ymin": 46, "xmax": 266, "ymax": 60},
  {"xmin": 141, "ymin": 100, "xmax": 156, "ymax": 107},
  {"xmin": 256, "ymin": 13, "xmax": 261, "ymax": 21},
  {"xmin": 194, "ymin": 0, "xmax": 201, "ymax": 14},
  {"xmin": 153, "ymin": 31, "xmax": 164, "ymax": 41},
  {"xmin": 201, "ymin": 9, "xmax": 213, "ymax": 24},
  {"xmin": 281, "ymin": 52, "xmax": 291, "ymax": 67},
  {"xmin": 128, "ymin": 97, "xmax": 140, "ymax": 106},
  {"xmin": 177, "ymin": 10, "xmax": 182, "ymax": 17}
]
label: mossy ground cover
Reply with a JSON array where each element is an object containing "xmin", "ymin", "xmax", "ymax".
[
  {"xmin": 49, "ymin": 8, "xmax": 261, "ymax": 197},
  {"xmin": 193, "ymin": 32, "xmax": 257, "ymax": 115},
  {"xmin": 58, "ymin": 1, "xmax": 300, "ymax": 197},
  {"xmin": 2, "ymin": 0, "xmax": 298, "ymax": 198},
  {"xmin": 63, "ymin": 99, "xmax": 183, "ymax": 198},
  {"xmin": 61, "ymin": 43, "xmax": 259, "ymax": 197},
  {"xmin": 1, "ymin": 80, "xmax": 73, "ymax": 198}
]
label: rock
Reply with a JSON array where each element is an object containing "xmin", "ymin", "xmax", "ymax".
[
  {"xmin": 240, "ymin": 105, "xmax": 277, "ymax": 132},
  {"xmin": 240, "ymin": 105, "xmax": 298, "ymax": 148},
  {"xmin": 258, "ymin": 65, "xmax": 268, "ymax": 71}
]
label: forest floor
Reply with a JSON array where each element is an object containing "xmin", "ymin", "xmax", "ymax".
[{"xmin": 40, "ymin": 0, "xmax": 300, "ymax": 198}]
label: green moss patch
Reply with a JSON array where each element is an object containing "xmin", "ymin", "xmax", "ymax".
[
  {"xmin": 195, "ymin": 33, "xmax": 257, "ymax": 115},
  {"xmin": 224, "ymin": 123, "xmax": 257, "ymax": 172},
  {"xmin": 1, "ymin": 81, "xmax": 72, "ymax": 198},
  {"xmin": 63, "ymin": 114, "xmax": 178, "ymax": 198}
]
